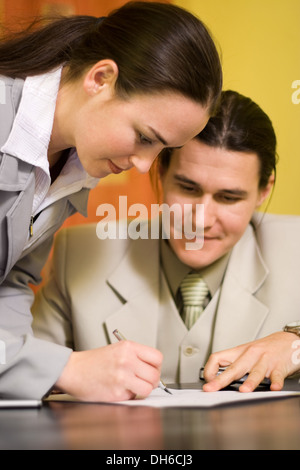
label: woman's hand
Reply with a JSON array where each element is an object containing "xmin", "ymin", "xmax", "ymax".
[
  {"xmin": 55, "ymin": 341, "xmax": 163, "ymax": 402},
  {"xmin": 202, "ymin": 331, "xmax": 300, "ymax": 392}
]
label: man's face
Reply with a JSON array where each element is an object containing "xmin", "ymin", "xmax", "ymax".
[{"xmin": 161, "ymin": 139, "xmax": 272, "ymax": 270}]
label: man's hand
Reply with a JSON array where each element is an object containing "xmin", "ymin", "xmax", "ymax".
[
  {"xmin": 55, "ymin": 341, "xmax": 163, "ymax": 402},
  {"xmin": 202, "ymin": 331, "xmax": 300, "ymax": 392}
]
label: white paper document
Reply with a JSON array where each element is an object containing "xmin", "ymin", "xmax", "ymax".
[
  {"xmin": 46, "ymin": 387, "xmax": 300, "ymax": 408},
  {"xmin": 116, "ymin": 387, "xmax": 300, "ymax": 408}
]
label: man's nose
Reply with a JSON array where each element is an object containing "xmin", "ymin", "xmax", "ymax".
[{"xmin": 201, "ymin": 197, "xmax": 217, "ymax": 229}]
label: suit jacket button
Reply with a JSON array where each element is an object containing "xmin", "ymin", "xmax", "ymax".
[{"xmin": 184, "ymin": 346, "xmax": 194, "ymax": 356}]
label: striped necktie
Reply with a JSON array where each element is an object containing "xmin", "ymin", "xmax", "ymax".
[{"xmin": 180, "ymin": 273, "xmax": 209, "ymax": 329}]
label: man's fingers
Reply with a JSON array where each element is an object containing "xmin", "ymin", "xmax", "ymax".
[
  {"xmin": 269, "ymin": 369, "xmax": 285, "ymax": 391},
  {"xmin": 203, "ymin": 363, "xmax": 249, "ymax": 391},
  {"xmin": 203, "ymin": 350, "xmax": 240, "ymax": 382},
  {"xmin": 238, "ymin": 368, "xmax": 267, "ymax": 392}
]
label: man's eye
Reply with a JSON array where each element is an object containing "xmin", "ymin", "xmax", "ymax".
[
  {"xmin": 218, "ymin": 194, "xmax": 241, "ymax": 203},
  {"xmin": 179, "ymin": 184, "xmax": 197, "ymax": 193}
]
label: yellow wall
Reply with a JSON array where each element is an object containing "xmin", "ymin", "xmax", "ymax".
[{"xmin": 175, "ymin": 0, "xmax": 300, "ymax": 214}]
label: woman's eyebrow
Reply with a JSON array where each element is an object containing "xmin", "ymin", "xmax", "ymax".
[
  {"xmin": 148, "ymin": 126, "xmax": 168, "ymax": 146},
  {"xmin": 147, "ymin": 127, "xmax": 183, "ymax": 149}
]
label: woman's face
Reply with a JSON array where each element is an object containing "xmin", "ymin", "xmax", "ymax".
[
  {"xmin": 54, "ymin": 72, "xmax": 209, "ymax": 178},
  {"xmin": 161, "ymin": 139, "xmax": 273, "ymax": 270}
]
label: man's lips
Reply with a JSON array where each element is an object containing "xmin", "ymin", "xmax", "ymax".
[
  {"xmin": 108, "ymin": 160, "xmax": 126, "ymax": 174},
  {"xmin": 180, "ymin": 234, "xmax": 220, "ymax": 241}
]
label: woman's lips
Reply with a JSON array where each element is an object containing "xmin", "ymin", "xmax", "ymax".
[{"xmin": 108, "ymin": 160, "xmax": 125, "ymax": 174}]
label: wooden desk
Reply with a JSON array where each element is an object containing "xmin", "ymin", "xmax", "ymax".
[{"xmin": 0, "ymin": 383, "xmax": 300, "ymax": 450}]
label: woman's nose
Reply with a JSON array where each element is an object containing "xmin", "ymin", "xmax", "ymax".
[{"xmin": 129, "ymin": 151, "xmax": 158, "ymax": 174}]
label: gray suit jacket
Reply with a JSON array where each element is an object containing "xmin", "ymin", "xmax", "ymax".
[
  {"xmin": 32, "ymin": 213, "xmax": 300, "ymax": 383},
  {"xmin": 0, "ymin": 75, "xmax": 90, "ymax": 398}
]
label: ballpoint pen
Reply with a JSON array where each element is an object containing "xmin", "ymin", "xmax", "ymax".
[
  {"xmin": 199, "ymin": 367, "xmax": 271, "ymax": 387},
  {"xmin": 113, "ymin": 329, "xmax": 172, "ymax": 395}
]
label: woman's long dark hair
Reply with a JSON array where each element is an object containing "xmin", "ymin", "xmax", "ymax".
[
  {"xmin": 158, "ymin": 90, "xmax": 277, "ymax": 190},
  {"xmin": 0, "ymin": 1, "xmax": 222, "ymax": 112}
]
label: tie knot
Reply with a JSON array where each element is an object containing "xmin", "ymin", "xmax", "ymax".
[{"xmin": 180, "ymin": 273, "xmax": 209, "ymax": 307}]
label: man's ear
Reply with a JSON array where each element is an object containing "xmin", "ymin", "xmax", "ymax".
[
  {"xmin": 256, "ymin": 173, "xmax": 275, "ymax": 207},
  {"xmin": 83, "ymin": 59, "xmax": 119, "ymax": 96}
]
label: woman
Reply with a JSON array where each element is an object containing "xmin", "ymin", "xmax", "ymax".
[
  {"xmin": 33, "ymin": 90, "xmax": 300, "ymax": 397},
  {"xmin": 0, "ymin": 2, "xmax": 222, "ymax": 400}
]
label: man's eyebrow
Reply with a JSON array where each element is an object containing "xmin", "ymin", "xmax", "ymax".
[
  {"xmin": 174, "ymin": 174, "xmax": 249, "ymax": 197},
  {"xmin": 174, "ymin": 174, "xmax": 199, "ymax": 186},
  {"xmin": 219, "ymin": 189, "xmax": 248, "ymax": 197}
]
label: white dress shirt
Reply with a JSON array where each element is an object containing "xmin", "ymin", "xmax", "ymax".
[
  {"xmin": 0, "ymin": 67, "xmax": 98, "ymax": 214},
  {"xmin": 0, "ymin": 67, "xmax": 99, "ymax": 248}
]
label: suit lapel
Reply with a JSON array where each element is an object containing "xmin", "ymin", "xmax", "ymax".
[
  {"xmin": 1, "ymin": 157, "xmax": 35, "ymax": 280},
  {"xmin": 212, "ymin": 223, "xmax": 270, "ymax": 351},
  {"xmin": 104, "ymin": 221, "xmax": 271, "ymax": 358},
  {"xmin": 105, "ymin": 230, "xmax": 161, "ymax": 347}
]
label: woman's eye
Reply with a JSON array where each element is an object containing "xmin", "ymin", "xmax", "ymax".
[{"xmin": 139, "ymin": 133, "xmax": 153, "ymax": 145}]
